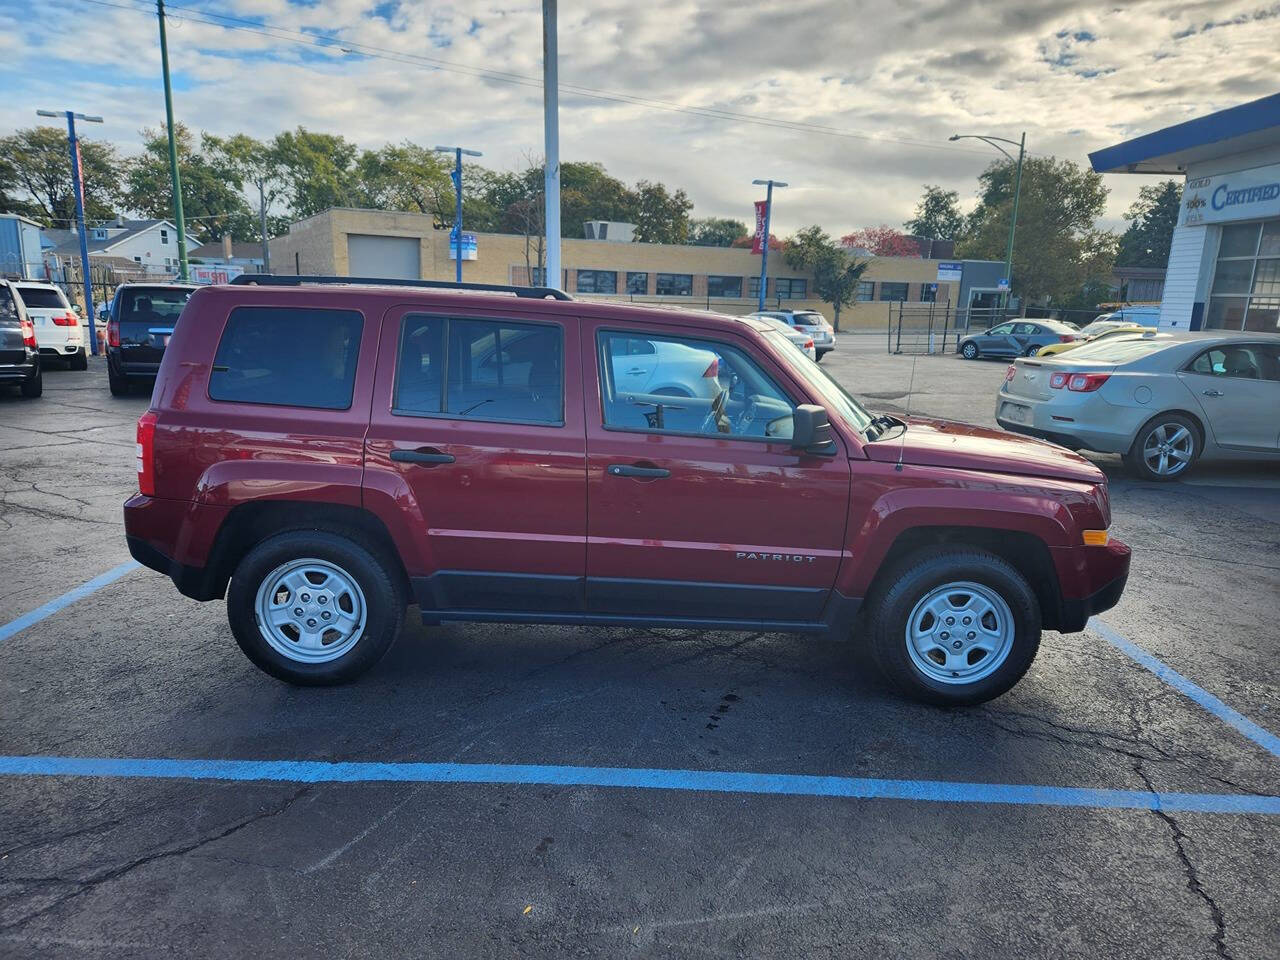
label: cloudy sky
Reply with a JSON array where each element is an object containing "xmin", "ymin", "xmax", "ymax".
[{"xmin": 1, "ymin": 0, "xmax": 1276, "ymax": 235}]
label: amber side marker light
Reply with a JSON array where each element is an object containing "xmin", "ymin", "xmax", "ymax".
[{"xmin": 1082, "ymin": 530, "xmax": 1109, "ymax": 546}]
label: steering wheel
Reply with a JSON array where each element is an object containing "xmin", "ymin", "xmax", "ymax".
[
  {"xmin": 734, "ymin": 395, "xmax": 760, "ymax": 434},
  {"xmin": 700, "ymin": 388, "xmax": 730, "ymax": 434}
]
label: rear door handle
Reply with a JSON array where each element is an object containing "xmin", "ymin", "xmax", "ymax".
[
  {"xmin": 390, "ymin": 448, "xmax": 455, "ymax": 465},
  {"xmin": 607, "ymin": 463, "xmax": 670, "ymax": 479},
  {"xmin": 1202, "ymin": 390, "xmax": 1223, "ymax": 397}
]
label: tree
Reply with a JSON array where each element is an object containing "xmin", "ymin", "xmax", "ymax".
[
  {"xmin": 123, "ymin": 124, "xmax": 253, "ymax": 241},
  {"xmin": 904, "ymin": 185, "xmax": 964, "ymax": 240},
  {"xmin": 841, "ymin": 225, "xmax": 920, "ymax": 257},
  {"xmin": 785, "ymin": 225, "xmax": 870, "ymax": 332},
  {"xmin": 207, "ymin": 133, "xmax": 289, "ymax": 264},
  {"xmin": 633, "ymin": 180, "xmax": 692, "ymax": 244},
  {"xmin": 0, "ymin": 125, "xmax": 122, "ymax": 226},
  {"xmin": 354, "ymin": 142, "xmax": 453, "ymax": 219},
  {"xmin": 271, "ymin": 127, "xmax": 360, "ymax": 219},
  {"xmin": 956, "ymin": 156, "xmax": 1110, "ymax": 303},
  {"xmin": 689, "ymin": 217, "xmax": 748, "ymax": 247},
  {"xmin": 1116, "ymin": 180, "xmax": 1181, "ymax": 267}
]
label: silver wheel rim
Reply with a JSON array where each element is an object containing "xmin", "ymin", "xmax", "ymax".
[
  {"xmin": 254, "ymin": 558, "xmax": 367, "ymax": 664},
  {"xmin": 1142, "ymin": 423, "xmax": 1194, "ymax": 477},
  {"xmin": 963, "ymin": 343, "xmax": 976, "ymax": 357},
  {"xmin": 905, "ymin": 580, "xmax": 1015, "ymax": 685}
]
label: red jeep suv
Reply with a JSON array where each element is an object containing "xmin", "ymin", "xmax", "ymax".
[{"xmin": 124, "ymin": 276, "xmax": 1130, "ymax": 705}]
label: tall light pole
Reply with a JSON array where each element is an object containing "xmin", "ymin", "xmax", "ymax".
[
  {"xmin": 434, "ymin": 146, "xmax": 482, "ymax": 282},
  {"xmin": 751, "ymin": 179, "xmax": 787, "ymax": 311},
  {"xmin": 542, "ymin": 0, "xmax": 560, "ymax": 290},
  {"xmin": 950, "ymin": 131, "xmax": 1025, "ymax": 311},
  {"xmin": 156, "ymin": 0, "xmax": 189, "ymax": 280},
  {"xmin": 37, "ymin": 108, "xmax": 103, "ymax": 354}
]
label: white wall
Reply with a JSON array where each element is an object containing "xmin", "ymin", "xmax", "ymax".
[{"xmin": 102, "ymin": 226, "xmax": 185, "ymax": 269}]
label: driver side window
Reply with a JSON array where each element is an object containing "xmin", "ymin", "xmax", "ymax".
[
  {"xmin": 988, "ymin": 323, "xmax": 1014, "ymax": 335},
  {"xmin": 598, "ymin": 330, "xmax": 795, "ymax": 440}
]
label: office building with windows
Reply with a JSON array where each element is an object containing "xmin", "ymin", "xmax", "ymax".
[{"xmin": 1091, "ymin": 93, "xmax": 1280, "ymax": 332}]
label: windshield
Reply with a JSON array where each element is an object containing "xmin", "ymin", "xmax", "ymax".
[{"xmin": 765, "ymin": 330, "xmax": 873, "ymax": 433}]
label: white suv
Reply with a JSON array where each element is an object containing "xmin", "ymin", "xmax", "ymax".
[{"xmin": 12, "ymin": 282, "xmax": 87, "ymax": 370}]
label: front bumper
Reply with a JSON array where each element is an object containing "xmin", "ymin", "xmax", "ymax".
[{"xmin": 1051, "ymin": 538, "xmax": 1131, "ymax": 632}]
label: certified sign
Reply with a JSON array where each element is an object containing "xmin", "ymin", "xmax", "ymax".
[
  {"xmin": 1182, "ymin": 163, "xmax": 1280, "ymax": 226},
  {"xmin": 447, "ymin": 232, "xmax": 478, "ymax": 261}
]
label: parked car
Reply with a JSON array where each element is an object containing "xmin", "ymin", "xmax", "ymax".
[
  {"xmin": 1036, "ymin": 324, "xmax": 1155, "ymax": 357},
  {"xmin": 749, "ymin": 309, "xmax": 835, "ymax": 360},
  {"xmin": 106, "ymin": 282, "xmax": 198, "ymax": 396},
  {"xmin": 750, "ymin": 312, "xmax": 817, "ymax": 361},
  {"xmin": 0, "ymin": 279, "xmax": 42, "ymax": 398},
  {"xmin": 996, "ymin": 332, "xmax": 1280, "ymax": 481},
  {"xmin": 125, "ymin": 275, "xmax": 1130, "ymax": 706},
  {"xmin": 11, "ymin": 282, "xmax": 86, "ymax": 370},
  {"xmin": 958, "ymin": 320, "xmax": 1079, "ymax": 359},
  {"xmin": 607, "ymin": 335, "xmax": 723, "ymax": 399}
]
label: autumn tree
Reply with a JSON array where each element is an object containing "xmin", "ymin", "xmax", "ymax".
[
  {"xmin": 841, "ymin": 225, "xmax": 921, "ymax": 257},
  {"xmin": 785, "ymin": 225, "xmax": 870, "ymax": 331}
]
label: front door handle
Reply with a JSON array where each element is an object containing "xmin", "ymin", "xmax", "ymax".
[
  {"xmin": 607, "ymin": 463, "xmax": 670, "ymax": 479},
  {"xmin": 391, "ymin": 448, "xmax": 455, "ymax": 465},
  {"xmin": 626, "ymin": 367, "xmax": 648, "ymax": 375},
  {"xmin": 1202, "ymin": 389, "xmax": 1223, "ymax": 397}
]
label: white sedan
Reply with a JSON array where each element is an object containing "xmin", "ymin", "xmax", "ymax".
[{"xmin": 609, "ymin": 336, "xmax": 723, "ymax": 399}]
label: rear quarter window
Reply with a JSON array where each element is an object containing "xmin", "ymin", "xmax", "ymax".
[
  {"xmin": 208, "ymin": 306, "xmax": 363, "ymax": 410},
  {"xmin": 15, "ymin": 286, "xmax": 68, "ymax": 309}
]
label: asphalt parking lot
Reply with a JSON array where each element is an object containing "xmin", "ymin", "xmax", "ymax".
[{"xmin": 1, "ymin": 343, "xmax": 1277, "ymax": 959}]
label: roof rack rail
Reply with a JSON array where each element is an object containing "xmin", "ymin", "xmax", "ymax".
[{"xmin": 228, "ymin": 274, "xmax": 573, "ymax": 301}]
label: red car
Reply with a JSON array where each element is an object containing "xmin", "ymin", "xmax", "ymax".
[{"xmin": 124, "ymin": 276, "xmax": 1130, "ymax": 705}]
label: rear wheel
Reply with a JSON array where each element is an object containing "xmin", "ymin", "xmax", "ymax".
[
  {"xmin": 1024, "ymin": 344, "xmax": 1042, "ymax": 357},
  {"xmin": 961, "ymin": 341, "xmax": 978, "ymax": 360},
  {"xmin": 866, "ymin": 548, "xmax": 1041, "ymax": 706},
  {"xmin": 1125, "ymin": 413, "xmax": 1199, "ymax": 481},
  {"xmin": 70, "ymin": 349, "xmax": 88, "ymax": 371},
  {"xmin": 20, "ymin": 366, "xmax": 42, "ymax": 399},
  {"xmin": 227, "ymin": 530, "xmax": 405, "ymax": 685},
  {"xmin": 108, "ymin": 367, "xmax": 130, "ymax": 396}
]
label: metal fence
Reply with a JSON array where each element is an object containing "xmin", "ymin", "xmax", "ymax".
[{"xmin": 887, "ymin": 302, "xmax": 1012, "ymax": 355}]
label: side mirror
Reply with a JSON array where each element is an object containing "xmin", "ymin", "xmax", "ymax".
[
  {"xmin": 791, "ymin": 404, "xmax": 836, "ymax": 454},
  {"xmin": 72, "ymin": 304, "xmax": 82, "ymax": 315}
]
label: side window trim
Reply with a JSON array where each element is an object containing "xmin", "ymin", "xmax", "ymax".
[{"xmin": 390, "ymin": 312, "xmax": 566, "ymax": 427}]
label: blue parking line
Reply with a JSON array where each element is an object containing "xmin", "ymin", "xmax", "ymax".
[
  {"xmin": 1092, "ymin": 619, "xmax": 1280, "ymax": 760},
  {"xmin": 1, "ymin": 755, "xmax": 1277, "ymax": 815},
  {"xmin": 0, "ymin": 561, "xmax": 140, "ymax": 646}
]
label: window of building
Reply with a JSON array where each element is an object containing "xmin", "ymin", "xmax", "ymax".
[
  {"xmin": 706, "ymin": 275, "xmax": 743, "ymax": 298},
  {"xmin": 160, "ymin": 229, "xmax": 169, "ymax": 245},
  {"xmin": 919, "ymin": 284, "xmax": 937, "ymax": 302},
  {"xmin": 776, "ymin": 278, "xmax": 807, "ymax": 299},
  {"xmin": 879, "ymin": 282, "xmax": 909, "ymax": 302},
  {"xmin": 655, "ymin": 273, "xmax": 693, "ymax": 296},
  {"xmin": 209, "ymin": 307, "xmax": 363, "ymax": 410},
  {"xmin": 598, "ymin": 330, "xmax": 793, "ymax": 440},
  {"xmin": 1207, "ymin": 221, "xmax": 1280, "ymax": 332},
  {"xmin": 91, "ymin": 228, "xmax": 107, "ymax": 241},
  {"xmin": 576, "ymin": 269, "xmax": 617, "ymax": 294},
  {"xmin": 133, "ymin": 256, "xmax": 142, "ymax": 263},
  {"xmin": 393, "ymin": 315, "xmax": 562, "ymax": 425},
  {"xmin": 626, "ymin": 272, "xmax": 648, "ymax": 295},
  {"xmin": 855, "ymin": 281, "xmax": 874, "ymax": 302},
  {"xmin": 748, "ymin": 276, "xmax": 764, "ymax": 299}
]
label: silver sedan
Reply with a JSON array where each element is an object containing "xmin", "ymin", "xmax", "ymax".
[{"xmin": 995, "ymin": 331, "xmax": 1280, "ymax": 480}]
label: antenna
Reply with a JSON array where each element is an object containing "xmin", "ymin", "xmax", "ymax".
[{"xmin": 895, "ymin": 353, "xmax": 918, "ymax": 471}]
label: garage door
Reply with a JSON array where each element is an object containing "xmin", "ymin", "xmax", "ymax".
[{"xmin": 347, "ymin": 234, "xmax": 421, "ymax": 280}]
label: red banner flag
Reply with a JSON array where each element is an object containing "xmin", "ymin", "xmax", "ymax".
[{"xmin": 751, "ymin": 200, "xmax": 768, "ymax": 254}]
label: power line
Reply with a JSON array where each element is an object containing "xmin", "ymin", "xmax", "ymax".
[{"xmin": 69, "ymin": 0, "xmax": 1000, "ymax": 159}]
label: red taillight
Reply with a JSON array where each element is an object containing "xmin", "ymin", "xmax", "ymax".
[
  {"xmin": 1050, "ymin": 372, "xmax": 1068, "ymax": 389},
  {"xmin": 804, "ymin": 339, "xmax": 814, "ymax": 349},
  {"xmin": 1005, "ymin": 365, "xmax": 1017, "ymax": 382},
  {"xmin": 1067, "ymin": 373, "xmax": 1110, "ymax": 393},
  {"xmin": 20, "ymin": 318, "xmax": 37, "ymax": 348},
  {"xmin": 701, "ymin": 357, "xmax": 719, "ymax": 378},
  {"xmin": 52, "ymin": 312, "xmax": 78, "ymax": 327},
  {"xmin": 1058, "ymin": 334, "xmax": 1076, "ymax": 343},
  {"xmin": 107, "ymin": 319, "xmax": 120, "ymax": 348},
  {"xmin": 136, "ymin": 410, "xmax": 158, "ymax": 496}
]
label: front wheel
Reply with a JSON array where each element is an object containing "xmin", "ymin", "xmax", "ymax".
[
  {"xmin": 1024, "ymin": 345, "xmax": 1042, "ymax": 357},
  {"xmin": 227, "ymin": 530, "xmax": 405, "ymax": 685},
  {"xmin": 866, "ymin": 548, "xmax": 1041, "ymax": 706},
  {"xmin": 960, "ymin": 341, "xmax": 978, "ymax": 360}
]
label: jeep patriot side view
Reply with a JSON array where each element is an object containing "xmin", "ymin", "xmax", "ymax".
[{"xmin": 123, "ymin": 276, "xmax": 1131, "ymax": 706}]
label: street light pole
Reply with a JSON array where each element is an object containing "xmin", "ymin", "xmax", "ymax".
[
  {"xmin": 434, "ymin": 146, "xmax": 482, "ymax": 282},
  {"xmin": 751, "ymin": 178, "xmax": 787, "ymax": 311},
  {"xmin": 37, "ymin": 108, "xmax": 103, "ymax": 355},
  {"xmin": 157, "ymin": 0, "xmax": 188, "ymax": 280},
  {"xmin": 950, "ymin": 131, "xmax": 1025, "ymax": 311},
  {"xmin": 542, "ymin": 0, "xmax": 560, "ymax": 290}
]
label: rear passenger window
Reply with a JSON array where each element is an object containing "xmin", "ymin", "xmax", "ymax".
[
  {"xmin": 209, "ymin": 307, "xmax": 363, "ymax": 410},
  {"xmin": 393, "ymin": 315, "xmax": 563, "ymax": 425}
]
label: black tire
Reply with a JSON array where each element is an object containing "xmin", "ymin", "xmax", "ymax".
[
  {"xmin": 70, "ymin": 349, "xmax": 88, "ymax": 371},
  {"xmin": 1124, "ymin": 413, "xmax": 1200, "ymax": 482},
  {"xmin": 108, "ymin": 367, "xmax": 130, "ymax": 396},
  {"xmin": 227, "ymin": 530, "xmax": 405, "ymax": 685},
  {"xmin": 20, "ymin": 366, "xmax": 42, "ymax": 398},
  {"xmin": 865, "ymin": 547, "xmax": 1041, "ymax": 707},
  {"xmin": 960, "ymin": 341, "xmax": 978, "ymax": 360},
  {"xmin": 1024, "ymin": 344, "xmax": 1042, "ymax": 357}
]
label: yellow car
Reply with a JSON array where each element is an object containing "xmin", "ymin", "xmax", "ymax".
[{"xmin": 1036, "ymin": 324, "xmax": 1155, "ymax": 357}]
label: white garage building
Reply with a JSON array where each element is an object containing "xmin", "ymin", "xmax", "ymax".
[{"xmin": 1090, "ymin": 93, "xmax": 1279, "ymax": 333}]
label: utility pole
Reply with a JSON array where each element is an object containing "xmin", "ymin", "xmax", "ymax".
[
  {"xmin": 434, "ymin": 146, "xmax": 482, "ymax": 282},
  {"xmin": 542, "ymin": 0, "xmax": 560, "ymax": 290},
  {"xmin": 751, "ymin": 179, "xmax": 787, "ymax": 312},
  {"xmin": 257, "ymin": 180, "xmax": 270, "ymax": 273},
  {"xmin": 37, "ymin": 109, "xmax": 102, "ymax": 355},
  {"xmin": 157, "ymin": 0, "xmax": 189, "ymax": 280},
  {"xmin": 949, "ymin": 131, "xmax": 1025, "ymax": 312}
]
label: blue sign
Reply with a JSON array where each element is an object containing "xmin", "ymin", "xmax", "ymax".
[
  {"xmin": 1183, "ymin": 163, "xmax": 1280, "ymax": 226},
  {"xmin": 997, "ymin": 278, "xmax": 1010, "ymax": 291},
  {"xmin": 448, "ymin": 232, "xmax": 478, "ymax": 261},
  {"xmin": 936, "ymin": 261, "xmax": 963, "ymax": 283}
]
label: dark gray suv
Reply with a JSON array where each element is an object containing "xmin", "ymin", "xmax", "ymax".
[{"xmin": 0, "ymin": 280, "xmax": 42, "ymax": 398}]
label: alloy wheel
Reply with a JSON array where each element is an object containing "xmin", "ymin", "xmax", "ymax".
[{"xmin": 1142, "ymin": 423, "xmax": 1194, "ymax": 477}]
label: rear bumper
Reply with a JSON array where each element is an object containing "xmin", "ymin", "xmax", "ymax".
[
  {"xmin": 1050, "ymin": 538, "xmax": 1131, "ymax": 632},
  {"xmin": 124, "ymin": 494, "xmax": 227, "ymax": 600},
  {"xmin": 995, "ymin": 392, "xmax": 1137, "ymax": 454},
  {"xmin": 0, "ymin": 358, "xmax": 39, "ymax": 381}
]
